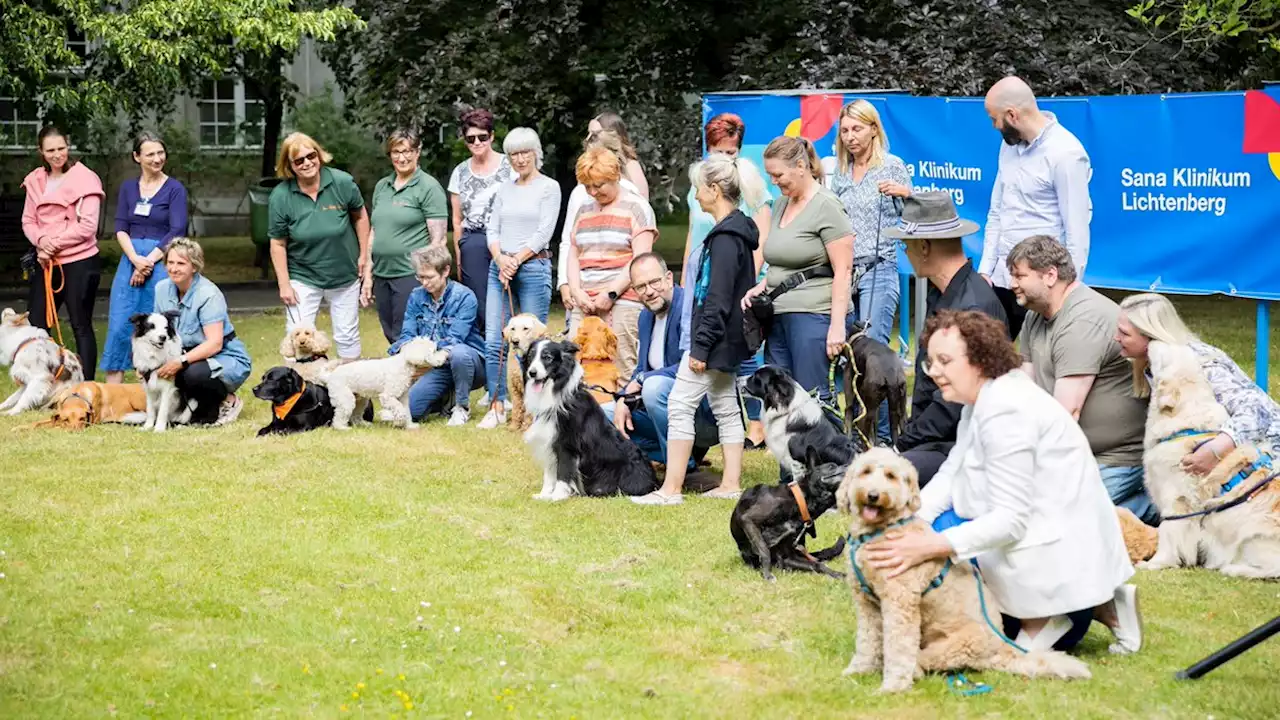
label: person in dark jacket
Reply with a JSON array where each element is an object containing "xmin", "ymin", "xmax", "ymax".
[
  {"xmin": 634, "ymin": 154, "xmax": 760, "ymax": 505},
  {"xmin": 886, "ymin": 192, "xmax": 1009, "ymax": 486}
]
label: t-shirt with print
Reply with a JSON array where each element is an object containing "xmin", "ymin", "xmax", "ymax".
[
  {"xmin": 448, "ymin": 155, "xmax": 512, "ymax": 231},
  {"xmin": 570, "ymin": 190, "xmax": 656, "ymax": 305},
  {"xmin": 1019, "ymin": 284, "xmax": 1146, "ymax": 466},
  {"xmin": 370, "ymin": 169, "xmax": 448, "ymax": 278},
  {"xmin": 267, "ymin": 166, "xmax": 365, "ymax": 290},
  {"xmin": 762, "ymin": 189, "xmax": 853, "ymax": 315}
]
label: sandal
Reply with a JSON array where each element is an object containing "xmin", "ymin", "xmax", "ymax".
[
  {"xmin": 630, "ymin": 491, "xmax": 684, "ymax": 506},
  {"xmin": 702, "ymin": 487, "xmax": 743, "ymax": 500}
]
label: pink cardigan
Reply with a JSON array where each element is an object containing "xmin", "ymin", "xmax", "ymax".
[{"xmin": 21, "ymin": 162, "xmax": 105, "ymax": 265}]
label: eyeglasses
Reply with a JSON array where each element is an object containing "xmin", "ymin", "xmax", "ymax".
[
  {"xmin": 390, "ymin": 149, "xmax": 417, "ymax": 159},
  {"xmin": 291, "ymin": 151, "xmax": 319, "ymax": 167},
  {"xmin": 920, "ymin": 355, "xmax": 957, "ymax": 376},
  {"xmin": 631, "ymin": 277, "xmax": 666, "ymax": 294},
  {"xmin": 464, "ymin": 133, "xmax": 491, "ymax": 145}
]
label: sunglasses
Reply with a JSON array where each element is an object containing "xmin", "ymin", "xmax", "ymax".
[
  {"xmin": 291, "ymin": 150, "xmax": 319, "ymax": 168},
  {"xmin": 464, "ymin": 133, "xmax": 491, "ymax": 145}
]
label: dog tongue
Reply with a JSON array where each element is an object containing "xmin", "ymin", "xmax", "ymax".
[
  {"xmin": 860, "ymin": 506, "xmax": 882, "ymax": 523},
  {"xmin": 530, "ymin": 381, "xmax": 543, "ymax": 393}
]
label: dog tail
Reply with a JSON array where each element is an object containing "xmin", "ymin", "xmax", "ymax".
[
  {"xmin": 999, "ymin": 649, "xmax": 1092, "ymax": 680},
  {"xmin": 809, "ymin": 535, "xmax": 847, "ymax": 561}
]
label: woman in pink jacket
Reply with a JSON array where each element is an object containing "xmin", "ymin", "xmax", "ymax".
[{"xmin": 21, "ymin": 126, "xmax": 105, "ymax": 379}]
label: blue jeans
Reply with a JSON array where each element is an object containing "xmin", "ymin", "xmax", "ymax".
[
  {"xmin": 848, "ymin": 261, "xmax": 900, "ymax": 442},
  {"xmin": 408, "ymin": 344, "xmax": 487, "ymax": 420},
  {"xmin": 1099, "ymin": 464, "xmax": 1160, "ymax": 526},
  {"xmin": 931, "ymin": 509, "xmax": 1092, "ymax": 652},
  {"xmin": 603, "ymin": 374, "xmax": 719, "ymax": 470},
  {"xmin": 765, "ymin": 312, "xmax": 833, "ymax": 404},
  {"xmin": 485, "ymin": 258, "xmax": 552, "ymax": 402}
]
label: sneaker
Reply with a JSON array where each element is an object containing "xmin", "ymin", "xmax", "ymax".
[
  {"xmin": 1016, "ymin": 614, "xmax": 1074, "ymax": 652},
  {"xmin": 214, "ymin": 395, "xmax": 243, "ymax": 427},
  {"xmin": 477, "ymin": 407, "xmax": 506, "ymax": 430},
  {"xmin": 630, "ymin": 491, "xmax": 684, "ymax": 506},
  {"xmin": 447, "ymin": 406, "xmax": 470, "ymax": 427},
  {"xmin": 1108, "ymin": 584, "xmax": 1143, "ymax": 655},
  {"xmin": 479, "ymin": 391, "xmax": 491, "ymax": 406}
]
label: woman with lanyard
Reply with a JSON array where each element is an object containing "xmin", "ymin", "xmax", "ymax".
[
  {"xmin": 679, "ymin": 113, "xmax": 771, "ymax": 448},
  {"xmin": 370, "ymin": 128, "xmax": 449, "ymax": 343},
  {"xmin": 448, "ymin": 108, "xmax": 512, "ymax": 335},
  {"xmin": 102, "ymin": 131, "xmax": 189, "ymax": 383},
  {"xmin": 477, "ymin": 128, "xmax": 560, "ymax": 430},
  {"xmin": 829, "ymin": 99, "xmax": 912, "ymax": 442},
  {"xmin": 268, "ymin": 132, "xmax": 372, "ymax": 363}
]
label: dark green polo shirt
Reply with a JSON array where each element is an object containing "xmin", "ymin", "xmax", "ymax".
[
  {"xmin": 268, "ymin": 166, "xmax": 365, "ymax": 289},
  {"xmin": 369, "ymin": 169, "xmax": 448, "ymax": 278}
]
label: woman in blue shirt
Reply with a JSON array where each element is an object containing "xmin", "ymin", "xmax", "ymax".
[
  {"xmin": 103, "ymin": 131, "xmax": 189, "ymax": 382},
  {"xmin": 153, "ymin": 238, "xmax": 252, "ymax": 426},
  {"xmin": 390, "ymin": 245, "xmax": 487, "ymax": 425}
]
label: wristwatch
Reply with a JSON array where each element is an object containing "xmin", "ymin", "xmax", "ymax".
[
  {"xmin": 181, "ymin": 357, "xmax": 190, "ymax": 370},
  {"xmin": 607, "ymin": 290, "xmax": 619, "ymax": 301}
]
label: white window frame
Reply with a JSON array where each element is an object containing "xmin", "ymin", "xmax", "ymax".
[
  {"xmin": 198, "ymin": 78, "xmax": 264, "ymax": 150},
  {"xmin": 0, "ymin": 96, "xmax": 43, "ymax": 151}
]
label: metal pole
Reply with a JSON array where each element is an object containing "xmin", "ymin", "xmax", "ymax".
[
  {"xmin": 1175, "ymin": 616, "xmax": 1280, "ymax": 680},
  {"xmin": 1257, "ymin": 301, "xmax": 1271, "ymax": 393},
  {"xmin": 914, "ymin": 276, "xmax": 928, "ymax": 359},
  {"xmin": 898, "ymin": 273, "xmax": 911, "ymax": 359}
]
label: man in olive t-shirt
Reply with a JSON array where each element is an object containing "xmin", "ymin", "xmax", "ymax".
[{"xmin": 1008, "ymin": 236, "xmax": 1157, "ymax": 525}]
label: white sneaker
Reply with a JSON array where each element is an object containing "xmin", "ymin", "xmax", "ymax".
[
  {"xmin": 447, "ymin": 406, "xmax": 470, "ymax": 427},
  {"xmin": 1108, "ymin": 584, "xmax": 1143, "ymax": 655},
  {"xmin": 214, "ymin": 395, "xmax": 243, "ymax": 427},
  {"xmin": 477, "ymin": 407, "xmax": 505, "ymax": 430},
  {"xmin": 479, "ymin": 391, "xmax": 491, "ymax": 406},
  {"xmin": 1016, "ymin": 614, "xmax": 1074, "ymax": 652},
  {"xmin": 630, "ymin": 491, "xmax": 684, "ymax": 506}
]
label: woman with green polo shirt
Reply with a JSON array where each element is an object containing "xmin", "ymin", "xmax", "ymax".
[
  {"xmin": 370, "ymin": 129, "xmax": 449, "ymax": 343},
  {"xmin": 268, "ymin": 132, "xmax": 372, "ymax": 361}
]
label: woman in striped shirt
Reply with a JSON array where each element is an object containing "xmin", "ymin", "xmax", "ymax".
[{"xmin": 565, "ymin": 146, "xmax": 657, "ymax": 381}]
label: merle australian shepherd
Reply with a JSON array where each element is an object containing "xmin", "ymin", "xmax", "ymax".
[{"xmin": 521, "ymin": 339, "xmax": 658, "ymax": 501}]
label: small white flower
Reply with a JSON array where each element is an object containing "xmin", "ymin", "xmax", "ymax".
[
  {"xmin": 466, "ymin": 712, "xmax": 473, "ymax": 718},
  {"xmin": 453, "ymin": 626, "xmax": 461, "ymax": 633},
  {"xmin": 127, "ymin": 609, "xmax": 134, "ymax": 614},
  {"xmin": 350, "ymin": 638, "xmax": 358, "ymax": 644},
  {"xmin": 209, "ymin": 663, "xmax": 217, "ymax": 669},
  {"xmin": 401, "ymin": 643, "xmax": 407, "ymax": 649},
  {"xmin": 550, "ymin": 684, "xmax": 557, "ymax": 689},
  {"xmin": 391, "ymin": 587, "xmax": 398, "ymax": 592},
  {"xmin": 499, "ymin": 660, "xmax": 506, "ymax": 667},
  {"xmin": 0, "ymin": 573, "xmax": 6, "ymax": 579},
  {"xmin": 416, "ymin": 616, "xmax": 423, "ymax": 622},
  {"xmin": 686, "ymin": 583, "xmax": 692, "ymax": 588}
]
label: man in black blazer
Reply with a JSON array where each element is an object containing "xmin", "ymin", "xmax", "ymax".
[{"xmin": 886, "ymin": 193, "xmax": 1010, "ymax": 486}]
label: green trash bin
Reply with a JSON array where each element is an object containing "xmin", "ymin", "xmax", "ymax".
[{"xmin": 248, "ymin": 177, "xmax": 283, "ymax": 278}]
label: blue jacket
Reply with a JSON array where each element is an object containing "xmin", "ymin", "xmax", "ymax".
[
  {"xmin": 388, "ymin": 281, "xmax": 485, "ymax": 356},
  {"xmin": 633, "ymin": 286, "xmax": 687, "ymax": 383}
]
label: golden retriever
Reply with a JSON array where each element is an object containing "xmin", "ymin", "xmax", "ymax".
[
  {"xmin": 502, "ymin": 313, "xmax": 548, "ymax": 431},
  {"xmin": 836, "ymin": 448, "xmax": 1090, "ymax": 693},
  {"xmin": 1140, "ymin": 341, "xmax": 1280, "ymax": 578},
  {"xmin": 574, "ymin": 316, "xmax": 619, "ymax": 405}
]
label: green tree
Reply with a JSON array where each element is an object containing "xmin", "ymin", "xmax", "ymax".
[
  {"xmin": 0, "ymin": 0, "xmax": 365, "ymax": 174},
  {"xmin": 1129, "ymin": 0, "xmax": 1280, "ymax": 53}
]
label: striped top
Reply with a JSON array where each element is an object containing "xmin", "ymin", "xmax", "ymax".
[{"xmin": 570, "ymin": 191, "xmax": 656, "ymax": 304}]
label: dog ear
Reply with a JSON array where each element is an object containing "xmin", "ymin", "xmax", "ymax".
[
  {"xmin": 561, "ymin": 341, "xmax": 580, "ymax": 356},
  {"xmin": 533, "ymin": 318, "xmax": 547, "ymax": 336},
  {"xmin": 502, "ymin": 324, "xmax": 511, "ymax": 343},
  {"xmin": 14, "ymin": 311, "xmax": 29, "ymax": 325},
  {"xmin": 279, "ymin": 333, "xmax": 296, "ymax": 358},
  {"xmin": 606, "ymin": 330, "xmax": 618, "ymax": 358},
  {"xmin": 1154, "ymin": 379, "xmax": 1182, "ymax": 414}
]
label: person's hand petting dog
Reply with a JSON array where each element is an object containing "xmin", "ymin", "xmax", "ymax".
[
  {"xmin": 156, "ymin": 358, "xmax": 184, "ymax": 380},
  {"xmin": 863, "ymin": 528, "xmax": 954, "ymax": 579},
  {"xmin": 1182, "ymin": 433, "xmax": 1234, "ymax": 476}
]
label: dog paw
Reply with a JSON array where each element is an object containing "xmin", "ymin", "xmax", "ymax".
[
  {"xmin": 549, "ymin": 491, "xmax": 572, "ymax": 502},
  {"xmin": 1136, "ymin": 560, "xmax": 1172, "ymax": 571},
  {"xmin": 531, "ymin": 493, "xmax": 552, "ymax": 501},
  {"xmin": 877, "ymin": 677, "xmax": 912, "ymax": 694},
  {"xmin": 842, "ymin": 658, "xmax": 880, "ymax": 677},
  {"xmin": 762, "ymin": 572, "xmax": 777, "ymax": 583},
  {"xmin": 333, "ymin": 425, "xmax": 351, "ymax": 431}
]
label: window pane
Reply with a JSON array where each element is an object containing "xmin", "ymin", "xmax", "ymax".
[
  {"xmin": 244, "ymin": 103, "xmax": 263, "ymax": 123},
  {"xmin": 201, "ymin": 80, "xmax": 215, "ymax": 99},
  {"xmin": 244, "ymin": 83, "xmax": 262, "ymax": 101},
  {"xmin": 0, "ymin": 126, "xmax": 14, "ymax": 148},
  {"xmin": 16, "ymin": 100, "xmax": 38, "ymax": 119},
  {"xmin": 216, "ymin": 79, "xmax": 234, "ymax": 98},
  {"xmin": 217, "ymin": 103, "xmax": 234, "ymax": 123},
  {"xmin": 200, "ymin": 124, "xmax": 219, "ymax": 147},
  {"xmin": 199, "ymin": 103, "xmax": 215, "ymax": 123},
  {"xmin": 0, "ymin": 99, "xmax": 13, "ymax": 119},
  {"xmin": 16, "ymin": 123, "xmax": 38, "ymax": 147},
  {"xmin": 243, "ymin": 126, "xmax": 262, "ymax": 146}
]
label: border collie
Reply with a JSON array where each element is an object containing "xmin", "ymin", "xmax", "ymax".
[
  {"xmin": 745, "ymin": 365, "xmax": 864, "ymax": 483},
  {"xmin": 521, "ymin": 339, "xmax": 658, "ymax": 501},
  {"xmin": 130, "ymin": 311, "xmax": 196, "ymax": 433}
]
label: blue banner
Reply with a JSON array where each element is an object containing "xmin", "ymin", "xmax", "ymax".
[{"xmin": 703, "ymin": 89, "xmax": 1280, "ymax": 301}]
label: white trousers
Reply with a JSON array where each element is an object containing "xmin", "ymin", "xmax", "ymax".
[
  {"xmin": 286, "ymin": 279, "xmax": 362, "ymax": 359},
  {"xmin": 667, "ymin": 353, "xmax": 744, "ymax": 445}
]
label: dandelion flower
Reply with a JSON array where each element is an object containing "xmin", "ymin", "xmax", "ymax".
[
  {"xmin": 398, "ymin": 674, "xmax": 406, "ymax": 681},
  {"xmin": 405, "ymin": 702, "xmax": 414, "ymax": 710},
  {"xmin": 339, "ymin": 705, "xmax": 349, "ymax": 712},
  {"xmin": 376, "ymin": 668, "xmax": 384, "ymax": 675},
  {"xmin": 351, "ymin": 692, "xmax": 360, "ymax": 699},
  {"xmin": 357, "ymin": 682, "xmax": 366, "ymax": 690}
]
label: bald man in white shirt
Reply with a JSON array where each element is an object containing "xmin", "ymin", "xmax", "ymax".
[{"xmin": 981, "ymin": 76, "xmax": 1093, "ymax": 339}]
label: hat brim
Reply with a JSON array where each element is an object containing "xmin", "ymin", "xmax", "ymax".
[{"xmin": 883, "ymin": 218, "xmax": 980, "ymax": 240}]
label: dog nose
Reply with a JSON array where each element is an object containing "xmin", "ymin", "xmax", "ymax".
[{"xmin": 866, "ymin": 490, "xmax": 880, "ymax": 504}]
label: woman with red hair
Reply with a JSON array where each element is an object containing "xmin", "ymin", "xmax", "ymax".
[{"xmin": 678, "ymin": 113, "xmax": 772, "ymax": 446}]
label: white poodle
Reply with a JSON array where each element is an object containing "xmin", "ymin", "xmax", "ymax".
[
  {"xmin": 319, "ymin": 337, "xmax": 448, "ymax": 430},
  {"xmin": 1141, "ymin": 341, "xmax": 1280, "ymax": 577}
]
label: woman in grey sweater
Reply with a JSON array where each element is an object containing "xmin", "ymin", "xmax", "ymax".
[{"xmin": 477, "ymin": 127, "xmax": 561, "ymax": 429}]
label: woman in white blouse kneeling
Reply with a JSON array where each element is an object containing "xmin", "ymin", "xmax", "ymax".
[{"xmin": 865, "ymin": 309, "xmax": 1143, "ymax": 655}]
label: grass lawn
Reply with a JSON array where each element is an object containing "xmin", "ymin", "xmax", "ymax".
[{"xmin": 2, "ymin": 297, "xmax": 1279, "ymax": 717}]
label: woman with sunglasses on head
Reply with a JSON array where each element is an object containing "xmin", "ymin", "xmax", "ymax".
[
  {"xmin": 370, "ymin": 128, "xmax": 449, "ymax": 343},
  {"xmin": 102, "ymin": 131, "xmax": 189, "ymax": 383},
  {"xmin": 268, "ymin": 132, "xmax": 372, "ymax": 363},
  {"xmin": 21, "ymin": 125, "xmax": 106, "ymax": 380},
  {"xmin": 589, "ymin": 111, "xmax": 649, "ymax": 199},
  {"xmin": 448, "ymin": 108, "xmax": 512, "ymax": 336}
]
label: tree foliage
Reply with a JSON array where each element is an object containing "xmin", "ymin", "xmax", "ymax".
[
  {"xmin": 323, "ymin": 0, "xmax": 1265, "ymax": 214},
  {"xmin": 1130, "ymin": 0, "xmax": 1280, "ymax": 53}
]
